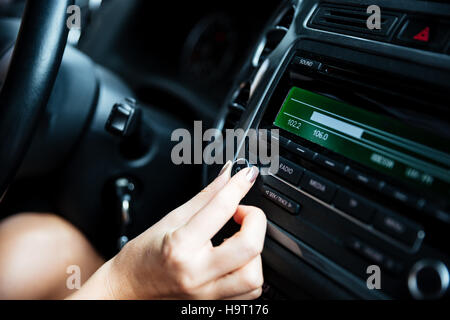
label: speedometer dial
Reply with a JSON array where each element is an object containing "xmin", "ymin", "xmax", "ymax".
[{"xmin": 181, "ymin": 14, "xmax": 237, "ymax": 81}]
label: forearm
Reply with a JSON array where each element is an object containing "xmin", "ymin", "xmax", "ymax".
[{"xmin": 66, "ymin": 260, "xmax": 117, "ymax": 300}]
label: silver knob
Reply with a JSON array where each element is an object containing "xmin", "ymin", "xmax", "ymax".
[
  {"xmin": 231, "ymin": 158, "xmax": 251, "ymax": 176},
  {"xmin": 408, "ymin": 260, "xmax": 449, "ymax": 299}
]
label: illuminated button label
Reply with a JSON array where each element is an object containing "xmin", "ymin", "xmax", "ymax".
[
  {"xmin": 280, "ymin": 164, "xmax": 294, "ymax": 175},
  {"xmin": 262, "ymin": 185, "xmax": 300, "ymax": 215},
  {"xmin": 384, "ymin": 216, "xmax": 405, "ymax": 234},
  {"xmin": 300, "ymin": 172, "xmax": 336, "ymax": 203},
  {"xmin": 374, "ymin": 211, "xmax": 421, "ymax": 246},
  {"xmin": 357, "ymin": 175, "xmax": 369, "ymax": 183},
  {"xmin": 309, "ymin": 179, "xmax": 326, "ymax": 192},
  {"xmin": 333, "ymin": 190, "xmax": 376, "ymax": 223},
  {"xmin": 413, "ymin": 26, "xmax": 430, "ymax": 42},
  {"xmin": 271, "ymin": 157, "xmax": 304, "ymax": 185},
  {"xmin": 293, "ymin": 56, "xmax": 321, "ymax": 70},
  {"xmin": 370, "ymin": 153, "xmax": 395, "ymax": 170}
]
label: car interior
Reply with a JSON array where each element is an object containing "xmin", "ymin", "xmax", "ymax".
[{"xmin": 0, "ymin": 0, "xmax": 449, "ymax": 300}]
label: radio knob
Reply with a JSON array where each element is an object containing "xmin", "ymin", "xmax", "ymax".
[
  {"xmin": 408, "ymin": 260, "xmax": 449, "ymax": 299},
  {"xmin": 231, "ymin": 158, "xmax": 251, "ymax": 176}
]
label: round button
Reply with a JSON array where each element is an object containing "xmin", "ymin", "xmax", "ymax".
[
  {"xmin": 408, "ymin": 260, "xmax": 449, "ymax": 299},
  {"xmin": 231, "ymin": 158, "xmax": 251, "ymax": 176}
]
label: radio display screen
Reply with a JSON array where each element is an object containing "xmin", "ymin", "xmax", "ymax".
[{"xmin": 274, "ymin": 87, "xmax": 450, "ymax": 197}]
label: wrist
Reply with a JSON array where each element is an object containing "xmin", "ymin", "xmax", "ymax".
[
  {"xmin": 106, "ymin": 241, "xmax": 153, "ymax": 300},
  {"xmin": 66, "ymin": 255, "xmax": 135, "ymax": 300},
  {"xmin": 65, "ymin": 260, "xmax": 116, "ymax": 300},
  {"xmin": 100, "ymin": 259, "xmax": 124, "ymax": 300}
]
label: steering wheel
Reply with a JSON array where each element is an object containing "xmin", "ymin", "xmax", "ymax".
[{"xmin": 0, "ymin": 0, "xmax": 71, "ymax": 196}]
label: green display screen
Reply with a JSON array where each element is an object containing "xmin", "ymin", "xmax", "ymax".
[{"xmin": 274, "ymin": 87, "xmax": 450, "ymax": 197}]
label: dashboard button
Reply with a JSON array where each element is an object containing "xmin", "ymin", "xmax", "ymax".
[
  {"xmin": 384, "ymin": 257, "xmax": 404, "ymax": 274},
  {"xmin": 106, "ymin": 103, "xmax": 140, "ymax": 137},
  {"xmin": 381, "ymin": 184, "xmax": 419, "ymax": 208},
  {"xmin": 300, "ymin": 172, "xmax": 336, "ymax": 203},
  {"xmin": 271, "ymin": 134, "xmax": 290, "ymax": 148},
  {"xmin": 424, "ymin": 204, "xmax": 450, "ymax": 224},
  {"xmin": 347, "ymin": 238, "xmax": 384, "ymax": 265},
  {"xmin": 286, "ymin": 142, "xmax": 317, "ymax": 161},
  {"xmin": 395, "ymin": 19, "xmax": 449, "ymax": 50},
  {"xmin": 347, "ymin": 238, "xmax": 403, "ymax": 274},
  {"xmin": 346, "ymin": 168, "xmax": 380, "ymax": 190},
  {"xmin": 292, "ymin": 56, "xmax": 322, "ymax": 71},
  {"xmin": 315, "ymin": 154, "xmax": 346, "ymax": 174},
  {"xmin": 270, "ymin": 157, "xmax": 304, "ymax": 185},
  {"xmin": 333, "ymin": 189, "xmax": 376, "ymax": 223},
  {"xmin": 279, "ymin": 136, "xmax": 290, "ymax": 147},
  {"xmin": 262, "ymin": 185, "xmax": 300, "ymax": 215},
  {"xmin": 373, "ymin": 211, "xmax": 421, "ymax": 246}
]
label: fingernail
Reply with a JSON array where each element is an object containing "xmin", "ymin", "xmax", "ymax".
[
  {"xmin": 218, "ymin": 160, "xmax": 232, "ymax": 177},
  {"xmin": 246, "ymin": 166, "xmax": 259, "ymax": 183}
]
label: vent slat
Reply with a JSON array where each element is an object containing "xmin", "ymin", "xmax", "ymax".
[
  {"xmin": 309, "ymin": 4, "xmax": 400, "ymax": 39},
  {"xmin": 326, "ymin": 9, "xmax": 369, "ymax": 20},
  {"xmin": 323, "ymin": 16, "xmax": 369, "ymax": 27},
  {"xmin": 324, "ymin": 10, "xmax": 390, "ymax": 24}
]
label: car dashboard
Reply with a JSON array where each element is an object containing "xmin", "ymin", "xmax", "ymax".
[{"xmin": 207, "ymin": 0, "xmax": 450, "ymax": 300}]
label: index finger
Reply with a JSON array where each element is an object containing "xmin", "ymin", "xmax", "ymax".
[
  {"xmin": 162, "ymin": 161, "xmax": 233, "ymax": 228},
  {"xmin": 177, "ymin": 166, "xmax": 259, "ymax": 247}
]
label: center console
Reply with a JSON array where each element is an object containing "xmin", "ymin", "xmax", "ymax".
[{"xmin": 224, "ymin": 0, "xmax": 450, "ymax": 300}]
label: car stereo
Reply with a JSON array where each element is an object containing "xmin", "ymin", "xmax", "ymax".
[
  {"xmin": 274, "ymin": 87, "xmax": 449, "ymax": 201},
  {"xmin": 246, "ymin": 47, "xmax": 450, "ymax": 299}
]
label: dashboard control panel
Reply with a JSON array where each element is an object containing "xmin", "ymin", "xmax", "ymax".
[{"xmin": 243, "ymin": 44, "xmax": 450, "ymax": 299}]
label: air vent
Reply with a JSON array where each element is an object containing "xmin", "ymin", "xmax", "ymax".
[
  {"xmin": 252, "ymin": 5, "xmax": 295, "ymax": 67},
  {"xmin": 278, "ymin": 6, "xmax": 296, "ymax": 30},
  {"xmin": 224, "ymin": 82, "xmax": 250, "ymax": 129},
  {"xmin": 225, "ymin": 5, "xmax": 296, "ymax": 129},
  {"xmin": 309, "ymin": 4, "xmax": 401, "ymax": 40}
]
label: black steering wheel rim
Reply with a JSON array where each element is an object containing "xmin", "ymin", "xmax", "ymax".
[{"xmin": 0, "ymin": 0, "xmax": 72, "ymax": 196}]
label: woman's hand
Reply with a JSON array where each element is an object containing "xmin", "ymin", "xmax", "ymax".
[{"xmin": 69, "ymin": 162, "xmax": 267, "ymax": 300}]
